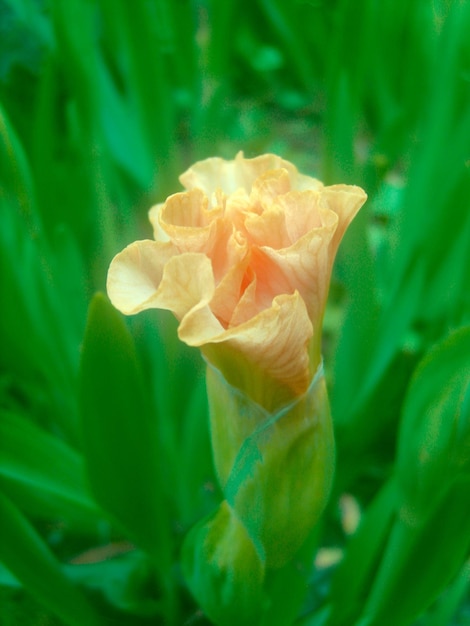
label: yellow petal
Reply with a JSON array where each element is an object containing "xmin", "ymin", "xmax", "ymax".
[
  {"xmin": 250, "ymin": 168, "xmax": 292, "ymax": 208},
  {"xmin": 181, "ymin": 292, "xmax": 313, "ymax": 411},
  {"xmin": 151, "ymin": 253, "xmax": 218, "ymax": 323},
  {"xmin": 257, "ymin": 214, "xmax": 337, "ymax": 320},
  {"xmin": 244, "ymin": 203, "xmax": 291, "ymax": 249},
  {"xmin": 180, "ymin": 152, "xmax": 308, "ymax": 196},
  {"xmin": 320, "ymin": 184, "xmax": 367, "ymax": 248},
  {"xmin": 107, "ymin": 153, "xmax": 367, "ymax": 409},
  {"xmin": 279, "ymin": 190, "xmax": 325, "ymax": 243},
  {"xmin": 149, "ymin": 188, "xmax": 223, "ymax": 252},
  {"xmin": 107, "ymin": 240, "xmax": 176, "ymax": 315}
]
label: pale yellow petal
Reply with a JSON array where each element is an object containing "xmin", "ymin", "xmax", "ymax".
[
  {"xmin": 250, "ymin": 168, "xmax": 292, "ymax": 208},
  {"xmin": 148, "ymin": 203, "xmax": 167, "ymax": 242},
  {"xmin": 319, "ymin": 184, "xmax": 367, "ymax": 248},
  {"xmin": 292, "ymin": 172, "xmax": 324, "ymax": 191},
  {"xmin": 180, "ymin": 152, "xmax": 300, "ymax": 196},
  {"xmin": 149, "ymin": 189, "xmax": 224, "ymax": 253},
  {"xmin": 179, "ymin": 292, "xmax": 313, "ymax": 411},
  {"xmin": 160, "ymin": 188, "xmax": 220, "ymax": 228},
  {"xmin": 257, "ymin": 219, "xmax": 336, "ymax": 322},
  {"xmin": 107, "ymin": 240, "xmax": 176, "ymax": 315},
  {"xmin": 244, "ymin": 205, "xmax": 290, "ymax": 249},
  {"xmin": 279, "ymin": 190, "xmax": 325, "ymax": 243},
  {"xmin": 134, "ymin": 251, "xmax": 226, "ymax": 342}
]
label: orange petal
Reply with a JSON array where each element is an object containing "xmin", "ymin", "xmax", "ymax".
[
  {"xmin": 180, "ymin": 292, "xmax": 313, "ymax": 410},
  {"xmin": 279, "ymin": 190, "xmax": 325, "ymax": 243},
  {"xmin": 244, "ymin": 204, "xmax": 291, "ymax": 249},
  {"xmin": 256, "ymin": 214, "xmax": 337, "ymax": 320}
]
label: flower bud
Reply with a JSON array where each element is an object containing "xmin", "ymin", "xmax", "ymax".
[
  {"xmin": 107, "ymin": 152, "xmax": 367, "ymax": 618},
  {"xmin": 207, "ymin": 361, "xmax": 334, "ymax": 568}
]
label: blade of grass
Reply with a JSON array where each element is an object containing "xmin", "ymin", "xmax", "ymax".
[
  {"xmin": 0, "ymin": 490, "xmax": 102, "ymax": 626},
  {"xmin": 357, "ymin": 326, "xmax": 470, "ymax": 625},
  {"xmin": 423, "ymin": 561, "xmax": 470, "ymax": 626},
  {"xmin": 327, "ymin": 479, "xmax": 398, "ymax": 626},
  {"xmin": 79, "ymin": 293, "xmax": 176, "ymax": 622},
  {"xmin": 0, "ymin": 410, "xmax": 100, "ymax": 527},
  {"xmin": 360, "ymin": 481, "xmax": 470, "ymax": 626}
]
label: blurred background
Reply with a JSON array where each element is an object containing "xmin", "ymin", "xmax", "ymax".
[{"xmin": 1, "ymin": 1, "xmax": 469, "ymax": 625}]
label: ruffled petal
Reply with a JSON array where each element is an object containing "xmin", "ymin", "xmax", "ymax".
[
  {"xmin": 180, "ymin": 292, "xmax": 313, "ymax": 410},
  {"xmin": 107, "ymin": 240, "xmax": 176, "ymax": 315},
  {"xmin": 149, "ymin": 253, "xmax": 218, "ymax": 323},
  {"xmin": 319, "ymin": 184, "xmax": 367, "ymax": 248},
  {"xmin": 180, "ymin": 152, "xmax": 304, "ymax": 196},
  {"xmin": 107, "ymin": 153, "xmax": 367, "ymax": 410},
  {"xmin": 150, "ymin": 188, "xmax": 223, "ymax": 252},
  {"xmin": 257, "ymin": 213, "xmax": 338, "ymax": 320},
  {"xmin": 279, "ymin": 190, "xmax": 325, "ymax": 243},
  {"xmin": 250, "ymin": 169, "xmax": 292, "ymax": 209},
  {"xmin": 209, "ymin": 248, "xmax": 250, "ymax": 326},
  {"xmin": 244, "ymin": 203, "xmax": 291, "ymax": 249}
]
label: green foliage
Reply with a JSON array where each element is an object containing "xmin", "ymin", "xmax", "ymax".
[
  {"xmin": 0, "ymin": 409, "xmax": 99, "ymax": 527},
  {"xmin": 327, "ymin": 327, "xmax": 470, "ymax": 626},
  {"xmin": 1, "ymin": 0, "xmax": 469, "ymax": 624},
  {"xmin": 0, "ymin": 492, "xmax": 101, "ymax": 626},
  {"xmin": 79, "ymin": 295, "xmax": 173, "ymax": 591}
]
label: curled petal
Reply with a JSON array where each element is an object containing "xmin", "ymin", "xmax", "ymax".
[
  {"xmin": 250, "ymin": 169, "xmax": 292, "ymax": 209},
  {"xmin": 209, "ymin": 250, "xmax": 250, "ymax": 326},
  {"xmin": 150, "ymin": 188, "xmax": 223, "ymax": 252},
  {"xmin": 279, "ymin": 191, "xmax": 325, "ymax": 243},
  {"xmin": 244, "ymin": 204, "xmax": 291, "ymax": 249},
  {"xmin": 180, "ymin": 292, "xmax": 313, "ymax": 410},
  {"xmin": 148, "ymin": 253, "xmax": 219, "ymax": 324},
  {"xmin": 257, "ymin": 215, "xmax": 337, "ymax": 319},
  {"xmin": 107, "ymin": 240, "xmax": 176, "ymax": 315},
  {"xmin": 319, "ymin": 184, "xmax": 367, "ymax": 247}
]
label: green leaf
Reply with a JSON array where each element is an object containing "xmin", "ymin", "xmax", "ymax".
[
  {"xmin": 260, "ymin": 523, "xmax": 323, "ymax": 626},
  {"xmin": 0, "ymin": 562, "xmax": 20, "ymax": 589},
  {"xmin": 177, "ymin": 372, "xmax": 216, "ymax": 525},
  {"xmin": 423, "ymin": 560, "xmax": 470, "ymax": 626},
  {"xmin": 182, "ymin": 501, "xmax": 267, "ymax": 626},
  {"xmin": 0, "ymin": 410, "xmax": 100, "ymax": 527},
  {"xmin": 0, "ymin": 490, "xmax": 101, "ymax": 626},
  {"xmin": 79, "ymin": 294, "xmax": 172, "ymax": 585},
  {"xmin": 327, "ymin": 479, "xmax": 398, "ymax": 626},
  {"xmin": 361, "ymin": 479, "xmax": 470, "ymax": 626},
  {"xmin": 65, "ymin": 550, "xmax": 161, "ymax": 617},
  {"xmin": 397, "ymin": 325, "xmax": 470, "ymax": 519},
  {"xmin": 0, "ymin": 102, "xmax": 36, "ymax": 216},
  {"xmin": 356, "ymin": 326, "xmax": 470, "ymax": 626}
]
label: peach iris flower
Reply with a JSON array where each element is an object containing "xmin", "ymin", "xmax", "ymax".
[{"xmin": 107, "ymin": 152, "xmax": 367, "ymax": 411}]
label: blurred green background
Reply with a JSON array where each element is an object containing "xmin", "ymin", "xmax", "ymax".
[{"xmin": 1, "ymin": 0, "xmax": 469, "ymax": 624}]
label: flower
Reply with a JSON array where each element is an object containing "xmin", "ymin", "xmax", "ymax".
[
  {"xmin": 107, "ymin": 153, "xmax": 368, "ymax": 614},
  {"xmin": 107, "ymin": 152, "xmax": 367, "ymax": 411}
]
